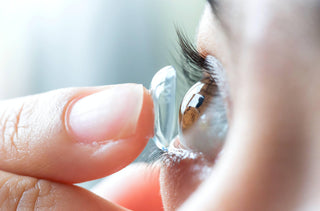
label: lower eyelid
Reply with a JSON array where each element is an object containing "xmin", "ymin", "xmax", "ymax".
[{"xmin": 160, "ymin": 148, "xmax": 214, "ymax": 210}]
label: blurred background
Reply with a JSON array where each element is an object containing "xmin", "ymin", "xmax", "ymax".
[
  {"xmin": 0, "ymin": 0, "xmax": 205, "ymax": 187},
  {"xmin": 0, "ymin": 0, "xmax": 205, "ymax": 99}
]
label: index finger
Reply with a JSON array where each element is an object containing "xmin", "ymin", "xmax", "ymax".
[{"xmin": 0, "ymin": 84, "xmax": 154, "ymax": 183}]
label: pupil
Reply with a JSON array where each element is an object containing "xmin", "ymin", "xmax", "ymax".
[{"xmin": 196, "ymin": 95, "xmax": 205, "ymax": 108}]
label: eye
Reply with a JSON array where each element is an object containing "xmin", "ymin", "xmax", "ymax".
[
  {"xmin": 178, "ymin": 56, "xmax": 228, "ymax": 157},
  {"xmin": 179, "ymin": 76, "xmax": 217, "ymax": 132},
  {"xmin": 149, "ymin": 30, "xmax": 229, "ymax": 156}
]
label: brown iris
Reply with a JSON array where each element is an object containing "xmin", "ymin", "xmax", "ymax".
[{"xmin": 179, "ymin": 76, "xmax": 218, "ymax": 132}]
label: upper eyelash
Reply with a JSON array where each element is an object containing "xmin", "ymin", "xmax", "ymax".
[
  {"xmin": 176, "ymin": 29, "xmax": 216, "ymax": 85},
  {"xmin": 177, "ymin": 29, "xmax": 208, "ymax": 70}
]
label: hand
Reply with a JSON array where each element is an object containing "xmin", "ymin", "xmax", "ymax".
[{"xmin": 0, "ymin": 83, "xmax": 160, "ymax": 210}]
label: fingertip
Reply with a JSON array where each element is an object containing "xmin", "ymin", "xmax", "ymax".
[
  {"xmin": 106, "ymin": 86, "xmax": 155, "ymax": 169},
  {"xmin": 73, "ymin": 86, "xmax": 154, "ymax": 182},
  {"xmin": 66, "ymin": 84, "xmax": 145, "ymax": 144},
  {"xmin": 63, "ymin": 85, "xmax": 154, "ymax": 182}
]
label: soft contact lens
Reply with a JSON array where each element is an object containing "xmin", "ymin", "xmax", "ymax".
[{"xmin": 150, "ymin": 66, "xmax": 177, "ymax": 151}]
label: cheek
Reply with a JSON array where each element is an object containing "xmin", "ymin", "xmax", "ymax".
[{"xmin": 160, "ymin": 155, "xmax": 213, "ymax": 211}]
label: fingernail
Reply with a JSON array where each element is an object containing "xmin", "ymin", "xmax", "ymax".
[{"xmin": 67, "ymin": 84, "xmax": 144, "ymax": 143}]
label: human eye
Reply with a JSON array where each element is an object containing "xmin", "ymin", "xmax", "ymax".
[
  {"xmin": 150, "ymin": 17, "xmax": 230, "ymax": 160},
  {"xmin": 175, "ymin": 30, "xmax": 229, "ymax": 158}
]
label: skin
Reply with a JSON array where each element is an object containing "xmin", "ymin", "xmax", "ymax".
[
  {"xmin": 0, "ymin": 86, "xmax": 161, "ymax": 210},
  {"xmin": 161, "ymin": 1, "xmax": 320, "ymax": 210},
  {"xmin": 2, "ymin": 0, "xmax": 320, "ymax": 210}
]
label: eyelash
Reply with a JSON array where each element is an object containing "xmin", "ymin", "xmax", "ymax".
[
  {"xmin": 177, "ymin": 29, "xmax": 229, "ymax": 152},
  {"xmin": 176, "ymin": 29, "xmax": 216, "ymax": 85},
  {"xmin": 144, "ymin": 31, "xmax": 208, "ymax": 162}
]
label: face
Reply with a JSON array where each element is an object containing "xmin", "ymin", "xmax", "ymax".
[{"xmin": 160, "ymin": 0, "xmax": 320, "ymax": 210}]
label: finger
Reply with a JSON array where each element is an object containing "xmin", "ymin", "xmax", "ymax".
[
  {"xmin": 92, "ymin": 163, "xmax": 162, "ymax": 211},
  {"xmin": 0, "ymin": 170, "xmax": 127, "ymax": 211},
  {"xmin": 0, "ymin": 84, "xmax": 154, "ymax": 183}
]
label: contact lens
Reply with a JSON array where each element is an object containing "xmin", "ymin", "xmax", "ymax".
[{"xmin": 150, "ymin": 66, "xmax": 177, "ymax": 151}]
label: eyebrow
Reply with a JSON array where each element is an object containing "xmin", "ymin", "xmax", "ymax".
[
  {"xmin": 206, "ymin": 0, "xmax": 226, "ymax": 31},
  {"xmin": 207, "ymin": 0, "xmax": 219, "ymax": 14}
]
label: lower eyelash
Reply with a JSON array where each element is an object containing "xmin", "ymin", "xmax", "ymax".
[{"xmin": 174, "ymin": 32, "xmax": 229, "ymax": 154}]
